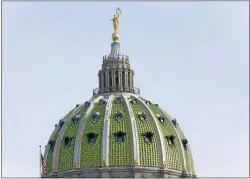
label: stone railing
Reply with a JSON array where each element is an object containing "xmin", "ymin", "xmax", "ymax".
[{"xmin": 93, "ymin": 87, "xmax": 140, "ymax": 96}]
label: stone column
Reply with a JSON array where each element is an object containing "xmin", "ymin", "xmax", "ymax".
[
  {"xmin": 124, "ymin": 69, "xmax": 129, "ymax": 92},
  {"xmin": 111, "ymin": 69, "xmax": 116, "ymax": 92},
  {"xmin": 118, "ymin": 69, "xmax": 123, "ymax": 92},
  {"xmin": 131, "ymin": 70, "xmax": 134, "ymax": 92},
  {"xmin": 128, "ymin": 70, "xmax": 131, "ymax": 92},
  {"xmin": 98, "ymin": 71, "xmax": 101, "ymax": 89},
  {"xmin": 129, "ymin": 70, "xmax": 133, "ymax": 92},
  {"xmin": 105, "ymin": 70, "xmax": 110, "ymax": 93},
  {"xmin": 101, "ymin": 71, "xmax": 104, "ymax": 93}
]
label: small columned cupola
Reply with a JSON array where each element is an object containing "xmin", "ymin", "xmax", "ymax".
[
  {"xmin": 97, "ymin": 41, "xmax": 136, "ymax": 95},
  {"xmin": 93, "ymin": 10, "xmax": 140, "ymax": 96}
]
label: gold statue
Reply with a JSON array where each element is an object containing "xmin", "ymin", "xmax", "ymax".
[{"xmin": 110, "ymin": 8, "xmax": 122, "ymax": 34}]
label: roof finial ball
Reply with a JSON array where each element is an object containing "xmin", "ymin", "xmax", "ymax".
[{"xmin": 110, "ymin": 8, "xmax": 122, "ymax": 41}]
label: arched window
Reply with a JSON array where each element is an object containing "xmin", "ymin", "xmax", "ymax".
[
  {"xmin": 84, "ymin": 101, "xmax": 90, "ymax": 107},
  {"xmin": 71, "ymin": 115, "xmax": 80, "ymax": 125},
  {"xmin": 166, "ymin": 135, "xmax": 176, "ymax": 146},
  {"xmin": 49, "ymin": 140, "xmax": 56, "ymax": 153},
  {"xmin": 115, "ymin": 111, "xmax": 123, "ymax": 122},
  {"xmin": 138, "ymin": 112, "xmax": 147, "ymax": 122},
  {"xmin": 172, "ymin": 119, "xmax": 178, "ymax": 127},
  {"xmin": 64, "ymin": 136, "xmax": 74, "ymax": 149},
  {"xmin": 157, "ymin": 115, "xmax": 165, "ymax": 125},
  {"xmin": 92, "ymin": 112, "xmax": 100, "ymax": 124},
  {"xmin": 59, "ymin": 119, "xmax": 66, "ymax": 129},
  {"xmin": 114, "ymin": 131, "xmax": 126, "ymax": 143},
  {"xmin": 182, "ymin": 139, "xmax": 188, "ymax": 150},
  {"xmin": 86, "ymin": 132, "xmax": 98, "ymax": 145},
  {"xmin": 142, "ymin": 132, "xmax": 154, "ymax": 144}
]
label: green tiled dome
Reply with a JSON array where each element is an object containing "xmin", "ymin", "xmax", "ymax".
[
  {"xmin": 42, "ymin": 11, "xmax": 195, "ymax": 178},
  {"xmin": 44, "ymin": 94, "xmax": 195, "ymax": 177}
]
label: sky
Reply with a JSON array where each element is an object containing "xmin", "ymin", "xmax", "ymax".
[{"xmin": 2, "ymin": 1, "xmax": 249, "ymax": 177}]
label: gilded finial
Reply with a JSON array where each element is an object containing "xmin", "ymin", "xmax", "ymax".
[
  {"xmin": 103, "ymin": 160, "xmax": 109, "ymax": 166},
  {"xmin": 110, "ymin": 8, "xmax": 122, "ymax": 41}
]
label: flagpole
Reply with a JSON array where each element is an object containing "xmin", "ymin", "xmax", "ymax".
[{"xmin": 39, "ymin": 145, "xmax": 42, "ymax": 178}]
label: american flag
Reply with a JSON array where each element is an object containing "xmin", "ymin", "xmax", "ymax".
[{"xmin": 40, "ymin": 153, "xmax": 47, "ymax": 178}]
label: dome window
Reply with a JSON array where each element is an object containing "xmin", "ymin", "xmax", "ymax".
[
  {"xmin": 166, "ymin": 135, "xmax": 176, "ymax": 146},
  {"xmin": 84, "ymin": 101, "xmax": 90, "ymax": 107},
  {"xmin": 157, "ymin": 115, "xmax": 165, "ymax": 125},
  {"xmin": 49, "ymin": 140, "xmax": 56, "ymax": 153},
  {"xmin": 115, "ymin": 111, "xmax": 123, "ymax": 122},
  {"xmin": 171, "ymin": 119, "xmax": 178, "ymax": 127},
  {"xmin": 59, "ymin": 119, "xmax": 66, "ymax": 129},
  {"xmin": 115, "ymin": 97, "xmax": 122, "ymax": 104},
  {"xmin": 155, "ymin": 104, "xmax": 159, "ymax": 107},
  {"xmin": 92, "ymin": 112, "xmax": 100, "ymax": 124},
  {"xmin": 64, "ymin": 136, "xmax": 74, "ymax": 149},
  {"xmin": 130, "ymin": 99, "xmax": 138, "ymax": 104},
  {"xmin": 142, "ymin": 132, "xmax": 154, "ymax": 144},
  {"xmin": 114, "ymin": 131, "xmax": 126, "ymax": 143},
  {"xmin": 98, "ymin": 99, "xmax": 106, "ymax": 105},
  {"xmin": 138, "ymin": 112, "xmax": 147, "ymax": 122},
  {"xmin": 71, "ymin": 115, "xmax": 80, "ymax": 125},
  {"xmin": 145, "ymin": 101, "xmax": 151, "ymax": 105},
  {"xmin": 55, "ymin": 124, "xmax": 57, "ymax": 128},
  {"xmin": 86, "ymin": 132, "xmax": 98, "ymax": 145},
  {"xmin": 76, "ymin": 104, "xmax": 80, "ymax": 108},
  {"xmin": 182, "ymin": 139, "xmax": 189, "ymax": 150}
]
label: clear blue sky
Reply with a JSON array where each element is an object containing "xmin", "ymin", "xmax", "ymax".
[{"xmin": 2, "ymin": 1, "xmax": 249, "ymax": 177}]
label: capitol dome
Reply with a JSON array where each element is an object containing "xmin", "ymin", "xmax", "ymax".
[{"xmin": 42, "ymin": 10, "xmax": 196, "ymax": 178}]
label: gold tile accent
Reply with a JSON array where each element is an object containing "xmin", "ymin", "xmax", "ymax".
[
  {"xmin": 162, "ymin": 161, "xmax": 167, "ymax": 168},
  {"xmin": 134, "ymin": 160, "xmax": 139, "ymax": 166}
]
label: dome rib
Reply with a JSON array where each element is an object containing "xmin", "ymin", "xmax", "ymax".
[
  {"xmin": 173, "ymin": 122, "xmax": 195, "ymax": 175},
  {"xmin": 80, "ymin": 97, "xmax": 107, "ymax": 167},
  {"xmin": 122, "ymin": 94, "xmax": 140, "ymax": 166},
  {"xmin": 135, "ymin": 96, "xmax": 166, "ymax": 168},
  {"xmin": 45, "ymin": 108, "xmax": 75, "ymax": 174},
  {"xmin": 57, "ymin": 104, "xmax": 89, "ymax": 171},
  {"xmin": 53, "ymin": 104, "xmax": 85, "ymax": 172},
  {"xmin": 74, "ymin": 96, "xmax": 103, "ymax": 167},
  {"xmin": 101, "ymin": 95, "xmax": 114, "ymax": 166},
  {"xmin": 44, "ymin": 124, "xmax": 60, "ymax": 174},
  {"xmin": 188, "ymin": 148, "xmax": 196, "ymax": 176},
  {"xmin": 52, "ymin": 106, "xmax": 81, "ymax": 172},
  {"xmin": 129, "ymin": 95, "xmax": 161, "ymax": 167},
  {"xmin": 149, "ymin": 103, "xmax": 183, "ymax": 171}
]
